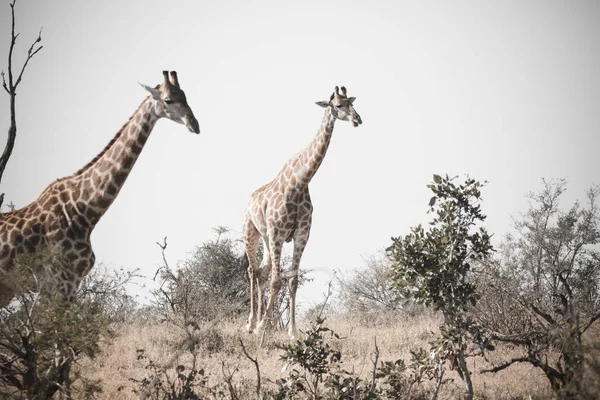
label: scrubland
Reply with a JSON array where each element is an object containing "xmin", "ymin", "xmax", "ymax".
[{"xmin": 79, "ymin": 311, "xmax": 552, "ymax": 399}]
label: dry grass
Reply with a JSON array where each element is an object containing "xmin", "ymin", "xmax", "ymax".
[{"xmin": 72, "ymin": 311, "xmax": 553, "ymax": 399}]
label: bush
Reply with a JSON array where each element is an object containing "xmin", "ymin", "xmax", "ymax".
[
  {"xmin": 477, "ymin": 179, "xmax": 600, "ymax": 397},
  {"xmin": 0, "ymin": 250, "xmax": 136, "ymax": 399}
]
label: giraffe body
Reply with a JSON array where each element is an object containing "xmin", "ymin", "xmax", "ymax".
[
  {"xmin": 243, "ymin": 86, "xmax": 362, "ymax": 340},
  {"xmin": 0, "ymin": 71, "xmax": 200, "ymax": 307}
]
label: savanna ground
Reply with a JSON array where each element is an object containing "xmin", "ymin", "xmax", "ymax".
[
  {"xmin": 2, "ymin": 179, "xmax": 598, "ymax": 399},
  {"xmin": 77, "ymin": 311, "xmax": 552, "ymax": 399}
]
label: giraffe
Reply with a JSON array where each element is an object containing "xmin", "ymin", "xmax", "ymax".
[
  {"xmin": 0, "ymin": 71, "xmax": 200, "ymax": 307},
  {"xmin": 243, "ymin": 86, "xmax": 362, "ymax": 340}
]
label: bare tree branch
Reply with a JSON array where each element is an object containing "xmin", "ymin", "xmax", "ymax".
[
  {"xmin": 14, "ymin": 27, "xmax": 43, "ymax": 89},
  {"xmin": 239, "ymin": 339, "xmax": 261, "ymax": 398},
  {"xmin": 480, "ymin": 357, "xmax": 531, "ymax": 374},
  {"xmin": 582, "ymin": 312, "xmax": 600, "ymax": 333},
  {"xmin": 0, "ymin": 0, "xmax": 44, "ymax": 200},
  {"xmin": 1, "ymin": 71, "xmax": 8, "ymax": 93}
]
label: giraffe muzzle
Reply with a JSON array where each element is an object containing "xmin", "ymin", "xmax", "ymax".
[
  {"xmin": 352, "ymin": 114, "xmax": 363, "ymax": 127},
  {"xmin": 185, "ymin": 115, "xmax": 200, "ymax": 134}
]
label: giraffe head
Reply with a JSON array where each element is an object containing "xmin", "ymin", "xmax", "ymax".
[
  {"xmin": 140, "ymin": 71, "xmax": 200, "ymax": 134},
  {"xmin": 316, "ymin": 86, "xmax": 362, "ymax": 127}
]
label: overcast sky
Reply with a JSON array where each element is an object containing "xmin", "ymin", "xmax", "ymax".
[{"xmin": 0, "ymin": 0, "xmax": 598, "ymax": 310}]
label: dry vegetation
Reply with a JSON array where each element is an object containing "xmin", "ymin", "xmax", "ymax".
[{"xmin": 76, "ymin": 311, "xmax": 552, "ymax": 399}]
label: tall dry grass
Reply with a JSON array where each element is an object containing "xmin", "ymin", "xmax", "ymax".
[{"xmin": 74, "ymin": 311, "xmax": 552, "ymax": 399}]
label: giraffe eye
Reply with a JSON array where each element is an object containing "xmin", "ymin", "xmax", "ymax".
[{"xmin": 164, "ymin": 98, "xmax": 173, "ymax": 105}]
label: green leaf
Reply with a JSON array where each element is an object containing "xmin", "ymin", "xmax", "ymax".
[
  {"xmin": 429, "ymin": 197, "xmax": 437, "ymax": 207},
  {"xmin": 433, "ymin": 174, "xmax": 442, "ymax": 184}
]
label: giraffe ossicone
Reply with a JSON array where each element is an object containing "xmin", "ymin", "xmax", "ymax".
[
  {"xmin": 0, "ymin": 71, "xmax": 200, "ymax": 307},
  {"xmin": 243, "ymin": 85, "xmax": 362, "ymax": 341}
]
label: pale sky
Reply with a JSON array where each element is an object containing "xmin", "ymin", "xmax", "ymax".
[{"xmin": 0, "ymin": 0, "xmax": 599, "ymax": 310}]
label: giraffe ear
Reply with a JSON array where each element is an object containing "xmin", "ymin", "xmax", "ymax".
[
  {"xmin": 348, "ymin": 97, "xmax": 356, "ymax": 104},
  {"xmin": 315, "ymin": 101, "xmax": 330, "ymax": 108},
  {"xmin": 139, "ymin": 82, "xmax": 161, "ymax": 99}
]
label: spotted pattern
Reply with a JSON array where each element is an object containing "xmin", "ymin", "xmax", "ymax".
[
  {"xmin": 243, "ymin": 86, "xmax": 362, "ymax": 340},
  {"xmin": 0, "ymin": 72, "xmax": 199, "ymax": 307}
]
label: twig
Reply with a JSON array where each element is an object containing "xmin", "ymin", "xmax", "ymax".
[
  {"xmin": 221, "ymin": 361, "xmax": 240, "ymax": 400},
  {"xmin": 153, "ymin": 236, "xmax": 174, "ymax": 282},
  {"xmin": 480, "ymin": 357, "xmax": 531, "ymax": 374},
  {"xmin": 14, "ymin": 27, "xmax": 43, "ymax": 89},
  {"xmin": 369, "ymin": 336, "xmax": 379, "ymax": 394},
  {"xmin": 240, "ymin": 339, "xmax": 261, "ymax": 398},
  {"xmin": 582, "ymin": 311, "xmax": 600, "ymax": 333},
  {"xmin": 317, "ymin": 279, "xmax": 334, "ymax": 320}
]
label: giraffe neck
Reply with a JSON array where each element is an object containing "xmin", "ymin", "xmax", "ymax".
[
  {"xmin": 290, "ymin": 108, "xmax": 336, "ymax": 189},
  {"xmin": 67, "ymin": 97, "xmax": 159, "ymax": 226}
]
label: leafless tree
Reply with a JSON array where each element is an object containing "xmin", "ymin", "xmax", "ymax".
[
  {"xmin": 477, "ymin": 179, "xmax": 600, "ymax": 397},
  {"xmin": 1, "ymin": 0, "xmax": 43, "ymax": 207}
]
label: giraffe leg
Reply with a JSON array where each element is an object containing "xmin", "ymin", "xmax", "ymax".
[
  {"xmin": 257, "ymin": 237, "xmax": 283, "ymax": 333},
  {"xmin": 288, "ymin": 232, "xmax": 309, "ymax": 340},
  {"xmin": 243, "ymin": 219, "xmax": 260, "ymax": 333},
  {"xmin": 59, "ymin": 240, "xmax": 95, "ymax": 302},
  {"xmin": 255, "ymin": 239, "xmax": 271, "ymax": 330}
]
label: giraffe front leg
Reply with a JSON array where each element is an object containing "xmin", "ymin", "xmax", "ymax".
[
  {"xmin": 255, "ymin": 240, "xmax": 271, "ymax": 333},
  {"xmin": 288, "ymin": 230, "xmax": 309, "ymax": 341},
  {"xmin": 59, "ymin": 241, "xmax": 95, "ymax": 302},
  {"xmin": 247, "ymin": 262, "xmax": 258, "ymax": 333},
  {"xmin": 244, "ymin": 223, "xmax": 260, "ymax": 334},
  {"xmin": 257, "ymin": 239, "xmax": 282, "ymax": 334}
]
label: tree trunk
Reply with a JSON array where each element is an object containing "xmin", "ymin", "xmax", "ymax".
[
  {"xmin": 456, "ymin": 349, "xmax": 473, "ymax": 400},
  {"xmin": 0, "ymin": 94, "xmax": 17, "ymax": 183}
]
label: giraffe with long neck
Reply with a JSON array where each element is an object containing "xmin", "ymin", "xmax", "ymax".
[
  {"xmin": 243, "ymin": 86, "xmax": 362, "ymax": 340},
  {"xmin": 0, "ymin": 71, "xmax": 200, "ymax": 307}
]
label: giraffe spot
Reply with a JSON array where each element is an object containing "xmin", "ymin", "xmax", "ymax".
[
  {"xmin": 114, "ymin": 171, "xmax": 128, "ymax": 186},
  {"xmin": 0, "ymin": 244, "xmax": 10, "ymax": 257},
  {"xmin": 29, "ymin": 235, "xmax": 41, "ymax": 247},
  {"xmin": 96, "ymin": 196, "xmax": 112, "ymax": 209},
  {"xmin": 121, "ymin": 156, "xmax": 135, "ymax": 171},
  {"xmin": 137, "ymin": 135, "xmax": 149, "ymax": 147},
  {"xmin": 42, "ymin": 196, "xmax": 58, "ymax": 210},
  {"xmin": 142, "ymin": 122, "xmax": 150, "ymax": 133},
  {"xmin": 16, "ymin": 218, "xmax": 25, "ymax": 230},
  {"xmin": 92, "ymin": 171, "xmax": 104, "ymax": 186},
  {"xmin": 80, "ymin": 184, "xmax": 93, "ymax": 201},
  {"xmin": 86, "ymin": 208, "xmax": 99, "ymax": 220},
  {"xmin": 10, "ymin": 231, "xmax": 23, "ymax": 244},
  {"xmin": 59, "ymin": 191, "xmax": 70, "ymax": 204},
  {"xmin": 71, "ymin": 187, "xmax": 81, "ymax": 202},
  {"xmin": 74, "ymin": 242, "xmax": 89, "ymax": 251},
  {"xmin": 106, "ymin": 183, "xmax": 118, "ymax": 196}
]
